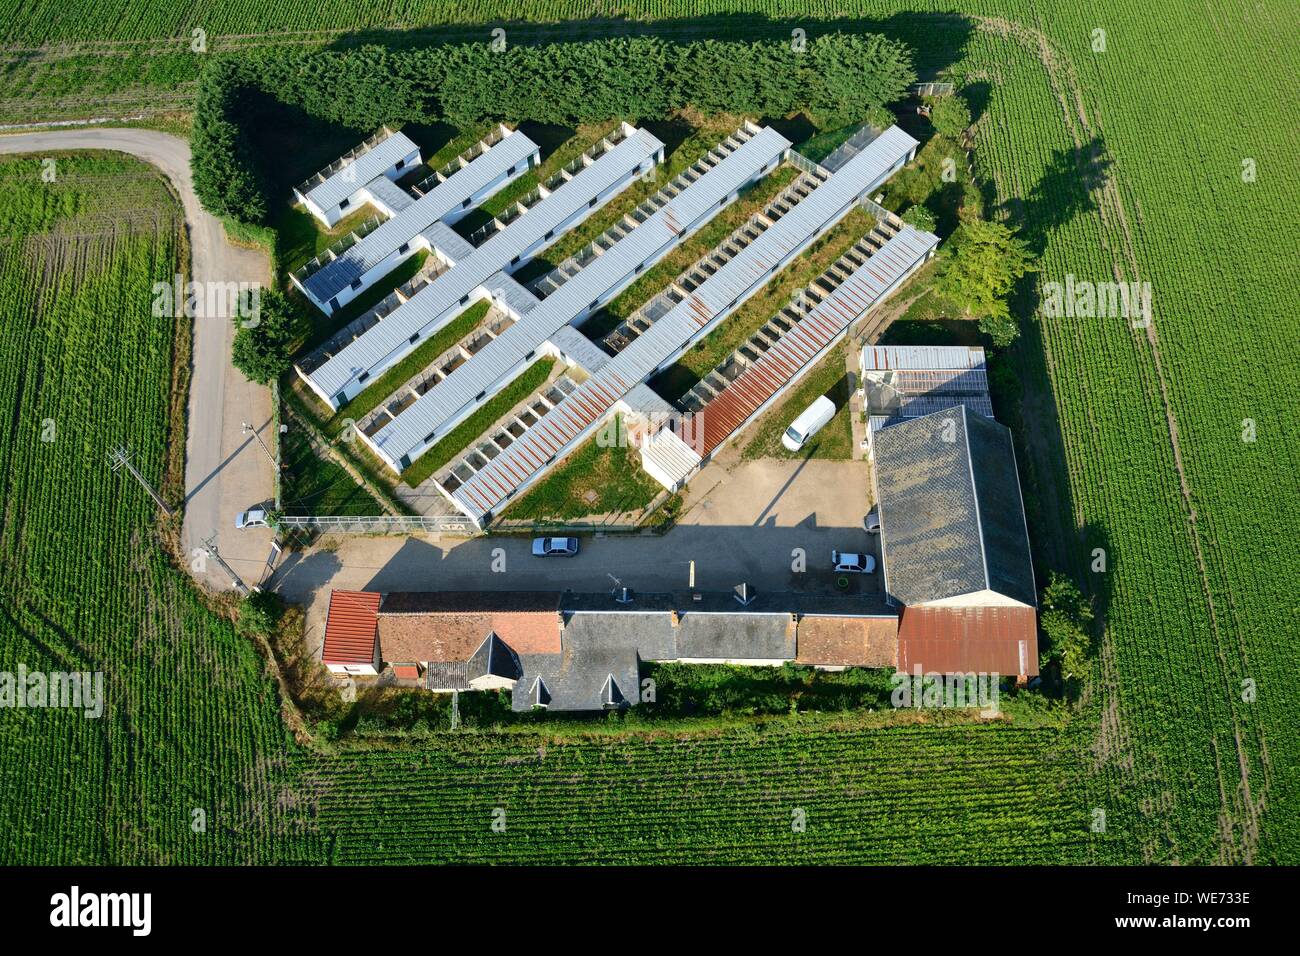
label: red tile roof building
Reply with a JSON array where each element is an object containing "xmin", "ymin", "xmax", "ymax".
[{"xmin": 321, "ymin": 590, "xmax": 382, "ymax": 674}]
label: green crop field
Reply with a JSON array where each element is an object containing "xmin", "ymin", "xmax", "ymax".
[
  {"xmin": 0, "ymin": 154, "xmax": 303, "ymax": 863},
  {"xmin": 0, "ymin": 1, "xmax": 1296, "ymax": 864}
]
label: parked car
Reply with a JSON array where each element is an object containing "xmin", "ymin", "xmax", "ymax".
[
  {"xmin": 782, "ymin": 395, "xmax": 837, "ymax": 451},
  {"xmin": 832, "ymin": 549, "xmax": 876, "ymax": 574},
  {"xmin": 235, "ymin": 507, "xmax": 268, "ymax": 530},
  {"xmin": 863, "ymin": 508, "xmax": 881, "ymax": 534},
  {"xmin": 532, "ymin": 536, "xmax": 579, "ymax": 557}
]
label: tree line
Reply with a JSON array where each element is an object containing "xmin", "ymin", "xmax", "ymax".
[{"xmin": 193, "ymin": 33, "xmax": 916, "ymax": 224}]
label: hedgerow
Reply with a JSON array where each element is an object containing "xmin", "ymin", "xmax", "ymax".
[{"xmin": 192, "ymin": 33, "xmax": 915, "ymax": 223}]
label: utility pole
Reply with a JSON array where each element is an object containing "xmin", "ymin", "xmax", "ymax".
[
  {"xmin": 242, "ymin": 421, "xmax": 277, "ymax": 468},
  {"xmin": 107, "ymin": 446, "xmax": 173, "ymax": 517},
  {"xmin": 200, "ymin": 532, "xmax": 250, "ymax": 596}
]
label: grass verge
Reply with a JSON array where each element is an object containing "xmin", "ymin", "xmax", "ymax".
[{"xmin": 279, "ymin": 428, "xmax": 383, "ymax": 516}]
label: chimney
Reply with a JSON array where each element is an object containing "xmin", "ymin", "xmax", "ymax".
[{"xmin": 734, "ymin": 583, "xmax": 755, "ymax": 606}]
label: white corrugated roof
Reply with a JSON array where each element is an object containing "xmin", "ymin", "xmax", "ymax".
[
  {"xmin": 618, "ymin": 382, "xmax": 677, "ymax": 417},
  {"xmin": 304, "ymin": 130, "xmax": 539, "ymax": 304},
  {"xmin": 370, "ymin": 125, "xmax": 790, "ymax": 464},
  {"xmin": 640, "ymin": 427, "xmax": 703, "ymax": 489},
  {"xmin": 547, "ymin": 325, "xmax": 609, "ymax": 374},
  {"xmin": 363, "ymin": 174, "xmax": 417, "ymax": 215},
  {"xmin": 589, "ymin": 125, "xmax": 918, "ymax": 389},
  {"xmin": 861, "ymin": 344, "xmax": 986, "ymax": 371},
  {"xmin": 303, "ymin": 130, "xmax": 418, "ymax": 212},
  {"xmin": 448, "ymin": 127, "xmax": 919, "ymax": 520},
  {"xmin": 308, "ymin": 128, "xmax": 662, "ymax": 399}
]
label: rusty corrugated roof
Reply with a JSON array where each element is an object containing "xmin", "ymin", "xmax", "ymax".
[
  {"xmin": 896, "ymin": 605, "xmax": 1038, "ymax": 677},
  {"xmin": 322, "ymin": 590, "xmax": 381, "ymax": 665},
  {"xmin": 682, "ymin": 227, "xmax": 939, "ymax": 456}
]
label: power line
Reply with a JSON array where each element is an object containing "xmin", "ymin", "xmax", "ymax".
[
  {"xmin": 199, "ymin": 532, "xmax": 250, "ymax": 596},
  {"xmin": 107, "ymin": 446, "xmax": 173, "ymax": 517},
  {"xmin": 242, "ymin": 421, "xmax": 277, "ymax": 468}
]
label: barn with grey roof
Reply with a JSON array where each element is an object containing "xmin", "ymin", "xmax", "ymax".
[{"xmin": 871, "ymin": 404, "xmax": 1036, "ymax": 608}]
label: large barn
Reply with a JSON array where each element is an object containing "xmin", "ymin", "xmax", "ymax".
[{"xmin": 870, "ymin": 404, "xmax": 1038, "ymax": 679}]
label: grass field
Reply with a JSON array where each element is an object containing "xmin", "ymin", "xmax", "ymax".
[
  {"xmin": 740, "ymin": 342, "xmax": 855, "ymax": 461},
  {"xmin": 0, "ymin": 0, "xmax": 1296, "ymax": 865},
  {"xmin": 502, "ymin": 416, "xmax": 664, "ymax": 522}
]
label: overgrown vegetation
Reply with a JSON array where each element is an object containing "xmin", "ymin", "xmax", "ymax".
[
  {"xmin": 933, "ymin": 219, "xmax": 1034, "ymax": 347},
  {"xmin": 1036, "ymin": 573, "xmax": 1095, "ymax": 695},
  {"xmin": 741, "ymin": 342, "xmax": 854, "ymax": 460},
  {"xmin": 231, "ymin": 288, "xmax": 309, "ymax": 384},
  {"xmin": 279, "ymin": 427, "xmax": 383, "ymax": 516}
]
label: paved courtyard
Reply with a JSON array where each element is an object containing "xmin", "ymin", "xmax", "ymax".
[{"xmin": 272, "ymin": 456, "xmax": 880, "ymax": 653}]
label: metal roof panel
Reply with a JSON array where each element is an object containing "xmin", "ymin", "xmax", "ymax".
[{"xmin": 304, "ymin": 131, "xmax": 418, "ymax": 211}]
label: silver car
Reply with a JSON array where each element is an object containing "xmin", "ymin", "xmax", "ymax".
[
  {"xmin": 531, "ymin": 536, "xmax": 579, "ymax": 557},
  {"xmin": 832, "ymin": 549, "xmax": 876, "ymax": 574},
  {"xmin": 235, "ymin": 507, "xmax": 268, "ymax": 529}
]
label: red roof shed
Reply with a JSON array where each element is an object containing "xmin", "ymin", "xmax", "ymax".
[
  {"xmin": 322, "ymin": 590, "xmax": 381, "ymax": 666},
  {"xmin": 897, "ymin": 605, "xmax": 1038, "ymax": 678}
]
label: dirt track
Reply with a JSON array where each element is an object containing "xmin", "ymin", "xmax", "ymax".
[{"xmin": 0, "ymin": 128, "xmax": 275, "ymax": 590}]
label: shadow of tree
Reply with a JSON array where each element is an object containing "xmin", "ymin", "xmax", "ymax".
[{"xmin": 1010, "ymin": 136, "xmax": 1113, "ymax": 256}]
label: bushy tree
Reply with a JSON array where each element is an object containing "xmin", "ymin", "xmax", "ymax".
[
  {"xmin": 192, "ymin": 33, "xmax": 918, "ymax": 224},
  {"xmin": 231, "ymin": 289, "xmax": 307, "ymax": 384},
  {"xmin": 935, "ymin": 219, "xmax": 1033, "ymax": 347},
  {"xmin": 806, "ymin": 34, "xmax": 915, "ymax": 128},
  {"xmin": 237, "ymin": 589, "xmax": 283, "ymax": 637},
  {"xmin": 864, "ymin": 105, "xmax": 896, "ymax": 131},
  {"xmin": 929, "ymin": 92, "xmax": 972, "ymax": 139},
  {"xmin": 190, "ymin": 61, "xmax": 268, "ymax": 223},
  {"xmin": 1038, "ymin": 573, "xmax": 1095, "ymax": 684},
  {"xmin": 901, "ymin": 204, "xmax": 936, "ymax": 232}
]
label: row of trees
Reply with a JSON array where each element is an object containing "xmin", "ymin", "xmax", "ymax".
[{"xmin": 193, "ymin": 33, "xmax": 916, "ymax": 223}]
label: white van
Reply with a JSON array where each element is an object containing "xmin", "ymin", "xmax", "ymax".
[{"xmin": 782, "ymin": 395, "xmax": 837, "ymax": 451}]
